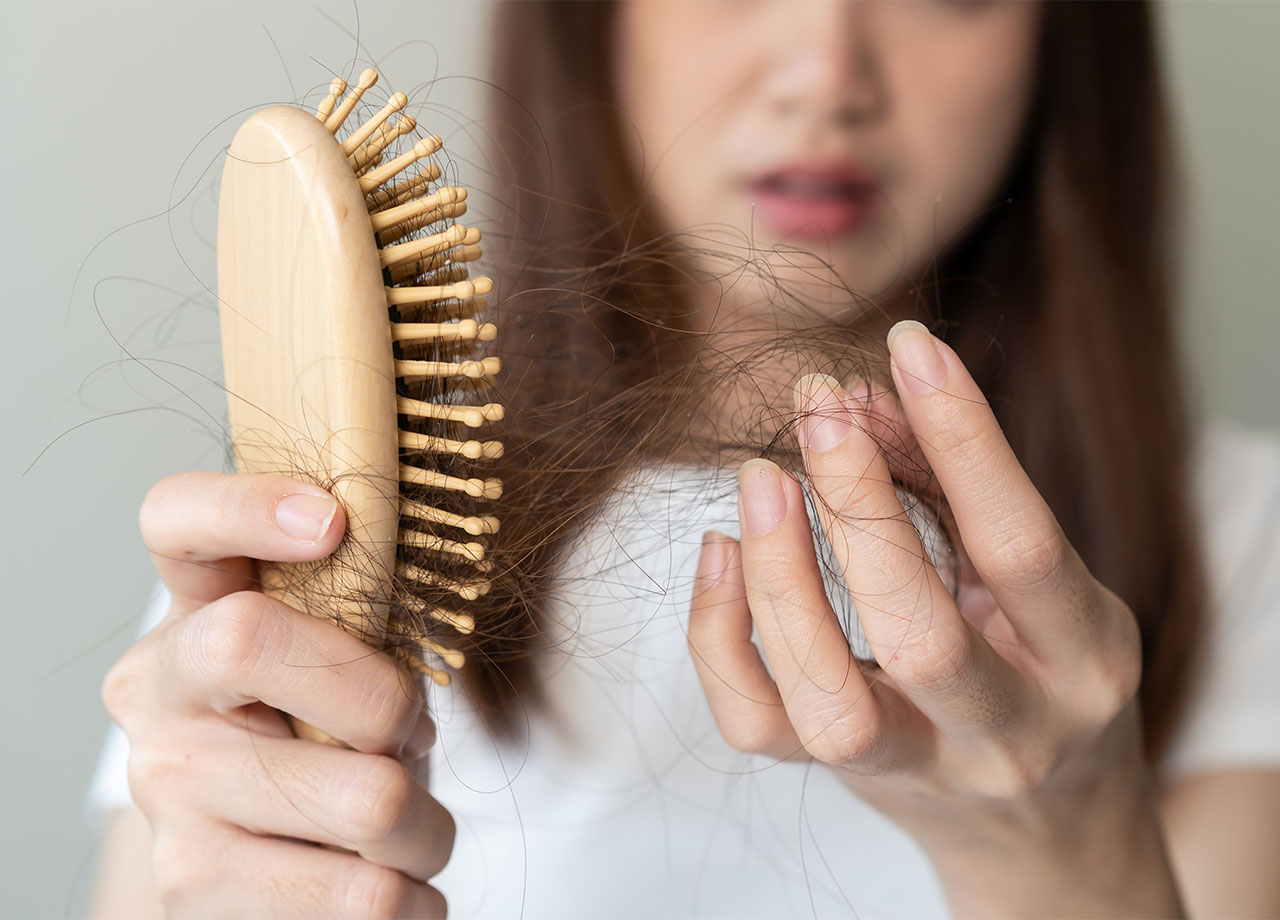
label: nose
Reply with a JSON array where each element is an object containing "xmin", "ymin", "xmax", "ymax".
[{"xmin": 763, "ymin": 1, "xmax": 883, "ymax": 126}]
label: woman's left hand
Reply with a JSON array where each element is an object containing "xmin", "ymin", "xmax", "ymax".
[{"xmin": 688, "ymin": 321, "xmax": 1185, "ymax": 918}]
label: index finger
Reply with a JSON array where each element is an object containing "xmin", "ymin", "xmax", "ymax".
[
  {"xmin": 885, "ymin": 322, "xmax": 1105, "ymax": 658},
  {"xmin": 795, "ymin": 375, "xmax": 1018, "ymax": 730},
  {"xmin": 161, "ymin": 590, "xmax": 426, "ymax": 756},
  {"xmin": 140, "ymin": 472, "xmax": 346, "ymax": 615}
]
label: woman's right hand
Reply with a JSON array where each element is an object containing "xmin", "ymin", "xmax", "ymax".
[{"xmin": 103, "ymin": 472, "xmax": 453, "ymax": 918}]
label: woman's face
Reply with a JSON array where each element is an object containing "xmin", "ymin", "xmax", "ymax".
[{"xmin": 614, "ymin": 0, "xmax": 1043, "ymax": 325}]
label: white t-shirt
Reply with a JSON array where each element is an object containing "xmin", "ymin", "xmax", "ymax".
[{"xmin": 88, "ymin": 421, "xmax": 1280, "ymax": 918}]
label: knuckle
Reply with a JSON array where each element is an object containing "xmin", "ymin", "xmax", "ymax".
[
  {"xmin": 433, "ymin": 806, "xmax": 457, "ymax": 869},
  {"xmin": 816, "ymin": 465, "xmax": 893, "ymax": 519},
  {"xmin": 360, "ymin": 667, "xmax": 422, "ymax": 750},
  {"xmin": 1093, "ymin": 654, "xmax": 1141, "ymax": 716},
  {"xmin": 972, "ymin": 744, "xmax": 1061, "ymax": 799},
  {"xmin": 1080, "ymin": 612, "xmax": 1143, "ymax": 721},
  {"xmin": 893, "ymin": 627, "xmax": 972, "ymax": 696},
  {"xmin": 718, "ymin": 715, "xmax": 776, "ymax": 754},
  {"xmin": 423, "ymin": 885, "xmax": 448, "ymax": 918},
  {"xmin": 418, "ymin": 801, "xmax": 457, "ymax": 880},
  {"xmin": 125, "ymin": 744, "xmax": 187, "ymax": 813},
  {"xmin": 138, "ymin": 477, "xmax": 176, "ymax": 548},
  {"xmin": 929, "ymin": 404, "xmax": 987, "ymax": 455},
  {"xmin": 151, "ymin": 830, "xmax": 212, "ymax": 904},
  {"xmin": 196, "ymin": 591, "xmax": 279, "ymax": 680},
  {"xmin": 150, "ymin": 858, "xmax": 187, "ymax": 904},
  {"xmin": 801, "ymin": 711, "xmax": 883, "ymax": 767},
  {"xmin": 345, "ymin": 756, "xmax": 415, "ymax": 845},
  {"xmin": 101, "ymin": 647, "xmax": 144, "ymax": 724},
  {"xmin": 975, "ymin": 520, "xmax": 1069, "ymax": 591},
  {"xmin": 1107, "ymin": 646, "xmax": 1143, "ymax": 709},
  {"xmin": 344, "ymin": 863, "xmax": 411, "ymax": 920},
  {"xmin": 750, "ymin": 563, "xmax": 805, "ymax": 605}
]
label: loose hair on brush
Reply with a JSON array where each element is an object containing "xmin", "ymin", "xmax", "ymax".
[{"xmin": 461, "ymin": 0, "xmax": 1205, "ymax": 763}]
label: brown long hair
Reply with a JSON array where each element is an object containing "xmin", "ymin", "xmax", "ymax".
[{"xmin": 460, "ymin": 1, "xmax": 1203, "ymax": 764}]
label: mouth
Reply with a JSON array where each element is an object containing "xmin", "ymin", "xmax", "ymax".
[{"xmin": 749, "ymin": 166, "xmax": 876, "ymax": 240}]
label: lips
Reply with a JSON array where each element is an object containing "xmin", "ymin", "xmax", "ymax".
[{"xmin": 749, "ymin": 165, "xmax": 875, "ymax": 240}]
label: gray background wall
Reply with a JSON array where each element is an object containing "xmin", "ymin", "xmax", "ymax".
[{"xmin": 1, "ymin": 2, "xmax": 1276, "ymax": 916}]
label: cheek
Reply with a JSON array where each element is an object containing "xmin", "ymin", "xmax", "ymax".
[
  {"xmin": 613, "ymin": 4, "xmax": 746, "ymax": 231},
  {"xmin": 885, "ymin": 16, "xmax": 1040, "ymax": 249}
]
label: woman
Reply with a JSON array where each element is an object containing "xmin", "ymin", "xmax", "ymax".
[{"xmin": 89, "ymin": 2, "xmax": 1280, "ymax": 917}]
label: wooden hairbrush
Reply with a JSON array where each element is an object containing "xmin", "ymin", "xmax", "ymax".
[{"xmin": 217, "ymin": 68, "xmax": 501, "ymax": 745}]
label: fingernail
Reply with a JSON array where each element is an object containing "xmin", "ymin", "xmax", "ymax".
[
  {"xmin": 794, "ymin": 373, "xmax": 852, "ymax": 454},
  {"xmin": 887, "ymin": 320, "xmax": 947, "ymax": 395},
  {"xmin": 739, "ymin": 459, "xmax": 787, "ymax": 537},
  {"xmin": 695, "ymin": 531, "xmax": 732, "ymax": 593},
  {"xmin": 843, "ymin": 375, "xmax": 871, "ymax": 405},
  {"xmin": 275, "ymin": 493, "xmax": 339, "ymax": 543},
  {"xmin": 403, "ymin": 709, "xmax": 436, "ymax": 760}
]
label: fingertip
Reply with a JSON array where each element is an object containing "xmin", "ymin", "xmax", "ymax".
[
  {"xmin": 885, "ymin": 319, "xmax": 932, "ymax": 351},
  {"xmin": 887, "ymin": 320, "xmax": 947, "ymax": 395},
  {"xmin": 843, "ymin": 374, "xmax": 871, "ymax": 405},
  {"xmin": 793, "ymin": 372, "xmax": 842, "ymax": 415},
  {"xmin": 401, "ymin": 708, "xmax": 437, "ymax": 761},
  {"xmin": 695, "ymin": 531, "xmax": 738, "ymax": 596}
]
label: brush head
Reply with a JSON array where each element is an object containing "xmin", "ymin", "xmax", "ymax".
[
  {"xmin": 217, "ymin": 77, "xmax": 499, "ymax": 689},
  {"xmin": 219, "ymin": 104, "xmax": 398, "ymax": 641}
]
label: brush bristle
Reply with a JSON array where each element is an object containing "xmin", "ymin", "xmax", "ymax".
[{"xmin": 318, "ymin": 71, "xmax": 500, "ymax": 687}]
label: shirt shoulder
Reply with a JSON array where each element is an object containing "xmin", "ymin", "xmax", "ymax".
[{"xmin": 1162, "ymin": 420, "xmax": 1280, "ymax": 780}]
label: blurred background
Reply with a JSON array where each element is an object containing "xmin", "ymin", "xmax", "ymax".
[{"xmin": 2, "ymin": 1, "xmax": 1277, "ymax": 916}]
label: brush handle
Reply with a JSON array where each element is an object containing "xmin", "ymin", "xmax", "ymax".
[
  {"xmin": 289, "ymin": 716, "xmax": 348, "ymax": 748},
  {"xmin": 219, "ymin": 106, "xmax": 401, "ymax": 711}
]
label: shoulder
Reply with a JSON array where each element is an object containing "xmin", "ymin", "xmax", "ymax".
[
  {"xmin": 1190, "ymin": 420, "xmax": 1280, "ymax": 594},
  {"xmin": 1191, "ymin": 419, "xmax": 1280, "ymax": 513},
  {"xmin": 1161, "ymin": 420, "xmax": 1280, "ymax": 780}
]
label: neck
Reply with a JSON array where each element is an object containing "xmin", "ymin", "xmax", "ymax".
[{"xmin": 666, "ymin": 280, "xmax": 916, "ymax": 467}]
